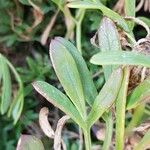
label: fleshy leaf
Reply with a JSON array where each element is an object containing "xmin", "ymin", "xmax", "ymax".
[
  {"xmin": 90, "ymin": 51, "xmax": 150, "ymax": 68},
  {"xmin": 33, "ymin": 81, "xmax": 85, "ymax": 128},
  {"xmin": 87, "ymin": 68, "xmax": 123, "ymax": 127},
  {"xmin": 54, "ymin": 37, "xmax": 97, "ymax": 106},
  {"xmin": 50, "ymin": 39, "xmax": 86, "ymax": 118}
]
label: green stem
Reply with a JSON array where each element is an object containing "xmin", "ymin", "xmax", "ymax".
[
  {"xmin": 102, "ymin": 112, "xmax": 113, "ymax": 150},
  {"xmin": 115, "ymin": 67, "xmax": 130, "ymax": 150},
  {"xmin": 125, "ymin": 104, "xmax": 145, "ymax": 136},
  {"xmin": 83, "ymin": 128, "xmax": 91, "ymax": 150},
  {"xmin": 75, "ymin": 9, "xmax": 85, "ymax": 53}
]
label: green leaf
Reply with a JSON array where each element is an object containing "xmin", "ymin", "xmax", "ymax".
[
  {"xmin": 16, "ymin": 135, "xmax": 45, "ymax": 150},
  {"xmin": 138, "ymin": 17, "xmax": 150, "ymax": 27},
  {"xmin": 8, "ymin": 89, "xmax": 24, "ymax": 124},
  {"xmin": 33, "ymin": 81, "xmax": 85, "ymax": 128},
  {"xmin": 54, "ymin": 37, "xmax": 97, "ymax": 106},
  {"xmin": 0, "ymin": 58, "xmax": 2, "ymax": 84},
  {"xmin": 19, "ymin": 0, "xmax": 30, "ymax": 5},
  {"xmin": 90, "ymin": 51, "xmax": 150, "ymax": 68},
  {"xmin": 87, "ymin": 68, "xmax": 123, "ymax": 127},
  {"xmin": 125, "ymin": 0, "xmax": 135, "ymax": 30},
  {"xmin": 50, "ymin": 40, "xmax": 86, "ymax": 118},
  {"xmin": 0, "ymin": 54, "xmax": 12, "ymax": 114},
  {"xmin": 67, "ymin": 1, "xmax": 129, "ymax": 32},
  {"xmin": 127, "ymin": 77, "xmax": 150, "ymax": 110},
  {"xmin": 98, "ymin": 17, "xmax": 121, "ymax": 80},
  {"xmin": 2, "ymin": 54, "xmax": 24, "ymax": 124},
  {"xmin": 133, "ymin": 129, "xmax": 150, "ymax": 150}
]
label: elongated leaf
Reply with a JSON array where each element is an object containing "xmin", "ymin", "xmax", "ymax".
[
  {"xmin": 2, "ymin": 54, "xmax": 24, "ymax": 124},
  {"xmin": 50, "ymin": 40, "xmax": 86, "ymax": 118},
  {"xmin": 0, "ymin": 55, "xmax": 12, "ymax": 114},
  {"xmin": 87, "ymin": 68, "xmax": 123, "ymax": 127},
  {"xmin": 54, "ymin": 37, "xmax": 97, "ymax": 106},
  {"xmin": 16, "ymin": 135, "xmax": 45, "ymax": 150},
  {"xmin": 98, "ymin": 17, "xmax": 121, "ymax": 80},
  {"xmin": 127, "ymin": 77, "xmax": 150, "ymax": 110},
  {"xmin": 138, "ymin": 17, "xmax": 150, "ymax": 27},
  {"xmin": 12, "ymin": 91, "xmax": 24, "ymax": 124},
  {"xmin": 33, "ymin": 81, "xmax": 85, "ymax": 128},
  {"xmin": 7, "ymin": 88, "xmax": 24, "ymax": 124},
  {"xmin": 90, "ymin": 51, "xmax": 150, "ymax": 68},
  {"xmin": 0, "ymin": 56, "xmax": 2, "ymax": 84},
  {"xmin": 125, "ymin": 0, "xmax": 135, "ymax": 30},
  {"xmin": 133, "ymin": 129, "xmax": 150, "ymax": 150},
  {"xmin": 67, "ymin": 1, "xmax": 129, "ymax": 32}
]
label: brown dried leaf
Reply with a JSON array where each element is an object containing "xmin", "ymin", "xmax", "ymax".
[
  {"xmin": 133, "ymin": 120, "xmax": 150, "ymax": 135},
  {"xmin": 41, "ymin": 10, "xmax": 59, "ymax": 45},
  {"xmin": 39, "ymin": 107, "xmax": 55, "ymax": 138},
  {"xmin": 54, "ymin": 115, "xmax": 70, "ymax": 150}
]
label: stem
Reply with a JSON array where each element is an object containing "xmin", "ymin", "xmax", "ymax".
[
  {"xmin": 102, "ymin": 112, "xmax": 113, "ymax": 150},
  {"xmin": 75, "ymin": 9, "xmax": 85, "ymax": 53},
  {"xmin": 83, "ymin": 128, "xmax": 91, "ymax": 150},
  {"xmin": 115, "ymin": 67, "xmax": 130, "ymax": 150},
  {"xmin": 125, "ymin": 104, "xmax": 145, "ymax": 136}
]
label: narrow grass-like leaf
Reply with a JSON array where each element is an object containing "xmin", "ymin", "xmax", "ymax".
[
  {"xmin": 3, "ymin": 55, "xmax": 24, "ymax": 124},
  {"xmin": 0, "ymin": 56, "xmax": 2, "ymax": 84},
  {"xmin": 125, "ymin": 0, "xmax": 135, "ymax": 30},
  {"xmin": 67, "ymin": 1, "xmax": 129, "ymax": 32},
  {"xmin": 133, "ymin": 129, "xmax": 150, "ymax": 150},
  {"xmin": 87, "ymin": 68, "xmax": 123, "ymax": 127},
  {"xmin": 127, "ymin": 77, "xmax": 150, "ymax": 110},
  {"xmin": 50, "ymin": 40, "xmax": 86, "ymax": 118},
  {"xmin": 98, "ymin": 17, "xmax": 121, "ymax": 80},
  {"xmin": 16, "ymin": 135, "xmax": 45, "ymax": 150},
  {"xmin": 9, "ymin": 89, "xmax": 24, "ymax": 124},
  {"xmin": 115, "ymin": 67, "xmax": 130, "ymax": 150},
  {"xmin": 33, "ymin": 81, "xmax": 85, "ymax": 128},
  {"xmin": 90, "ymin": 51, "xmax": 150, "ymax": 68},
  {"xmin": 138, "ymin": 17, "xmax": 150, "ymax": 27},
  {"xmin": 54, "ymin": 37, "xmax": 97, "ymax": 106},
  {"xmin": 0, "ymin": 55, "xmax": 12, "ymax": 114}
]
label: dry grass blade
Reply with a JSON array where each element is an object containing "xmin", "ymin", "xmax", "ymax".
[
  {"xmin": 133, "ymin": 120, "xmax": 150, "ymax": 135},
  {"xmin": 54, "ymin": 115, "xmax": 70, "ymax": 150},
  {"xmin": 41, "ymin": 10, "xmax": 59, "ymax": 45},
  {"xmin": 113, "ymin": 0, "xmax": 125, "ymax": 15},
  {"xmin": 39, "ymin": 107, "xmax": 55, "ymax": 138},
  {"xmin": 136, "ymin": 0, "xmax": 144, "ymax": 12},
  {"xmin": 136, "ymin": 0, "xmax": 150, "ymax": 12},
  {"xmin": 28, "ymin": 0, "xmax": 43, "ymax": 29}
]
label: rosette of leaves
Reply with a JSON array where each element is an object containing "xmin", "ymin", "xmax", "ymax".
[{"xmin": 33, "ymin": 36, "xmax": 124, "ymax": 149}]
